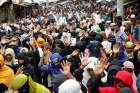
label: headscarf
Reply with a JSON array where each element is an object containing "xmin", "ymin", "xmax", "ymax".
[
  {"xmin": 17, "ymin": 53, "xmax": 29, "ymax": 66},
  {"xmin": 59, "ymin": 79, "xmax": 82, "ymax": 93},
  {"xmin": 5, "ymin": 48, "xmax": 15, "ymax": 58},
  {"xmin": 107, "ymin": 65, "xmax": 121, "ymax": 86},
  {"xmin": 49, "ymin": 53, "xmax": 62, "ymax": 75},
  {"xmin": 29, "ymin": 76, "xmax": 51, "ymax": 93},
  {"xmin": 50, "ymin": 53, "xmax": 62, "ymax": 64},
  {"xmin": 125, "ymin": 42, "xmax": 135, "ymax": 59},
  {"xmin": 123, "ymin": 61, "xmax": 137, "ymax": 91},
  {"xmin": 125, "ymin": 42, "xmax": 135, "ymax": 49},
  {"xmin": 5, "ymin": 48, "xmax": 18, "ymax": 65},
  {"xmin": 19, "ymin": 47, "xmax": 29, "ymax": 54},
  {"xmin": 37, "ymin": 37, "xmax": 45, "ymax": 47},
  {"xmin": 0, "ymin": 54, "xmax": 14, "ymax": 87},
  {"xmin": 87, "ymin": 40, "xmax": 102, "ymax": 58},
  {"xmin": 11, "ymin": 74, "xmax": 51, "ymax": 93},
  {"xmin": 98, "ymin": 71, "xmax": 138, "ymax": 93},
  {"xmin": 115, "ymin": 71, "xmax": 138, "ymax": 93}
]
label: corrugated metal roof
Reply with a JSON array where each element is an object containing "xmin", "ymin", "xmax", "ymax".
[
  {"xmin": 123, "ymin": 0, "xmax": 138, "ymax": 6},
  {"xmin": 0, "ymin": 0, "xmax": 60, "ymax": 6},
  {"xmin": 48, "ymin": 0, "xmax": 59, "ymax": 3},
  {"xmin": 0, "ymin": 0, "xmax": 8, "ymax": 6}
]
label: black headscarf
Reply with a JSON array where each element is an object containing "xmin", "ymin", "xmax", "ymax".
[
  {"xmin": 107, "ymin": 65, "xmax": 121, "ymax": 86},
  {"xmin": 17, "ymin": 53, "xmax": 29, "ymax": 67},
  {"xmin": 87, "ymin": 40, "xmax": 102, "ymax": 58}
]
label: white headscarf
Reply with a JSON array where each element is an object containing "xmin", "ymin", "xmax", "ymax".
[
  {"xmin": 59, "ymin": 79, "xmax": 82, "ymax": 93},
  {"xmin": 5, "ymin": 48, "xmax": 18, "ymax": 65}
]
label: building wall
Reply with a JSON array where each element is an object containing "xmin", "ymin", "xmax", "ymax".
[
  {"xmin": 0, "ymin": 5, "xmax": 8, "ymax": 22},
  {"xmin": 0, "ymin": 3, "xmax": 15, "ymax": 23}
]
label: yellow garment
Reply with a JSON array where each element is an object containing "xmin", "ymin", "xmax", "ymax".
[
  {"xmin": 29, "ymin": 76, "xmax": 51, "ymax": 93},
  {"xmin": 0, "ymin": 54, "xmax": 14, "ymax": 87},
  {"xmin": 11, "ymin": 74, "xmax": 51, "ymax": 93},
  {"xmin": 11, "ymin": 74, "xmax": 28, "ymax": 90},
  {"xmin": 0, "ymin": 54, "xmax": 5, "ymax": 67},
  {"xmin": 37, "ymin": 37, "xmax": 45, "ymax": 47}
]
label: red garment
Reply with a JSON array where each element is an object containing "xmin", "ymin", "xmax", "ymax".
[
  {"xmin": 93, "ymin": 71, "xmax": 138, "ymax": 93},
  {"xmin": 99, "ymin": 87, "xmax": 117, "ymax": 93},
  {"xmin": 128, "ymin": 34, "xmax": 133, "ymax": 42},
  {"xmin": 99, "ymin": 71, "xmax": 138, "ymax": 93},
  {"xmin": 115, "ymin": 71, "xmax": 138, "ymax": 93}
]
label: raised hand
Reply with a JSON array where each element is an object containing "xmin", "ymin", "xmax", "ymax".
[
  {"xmin": 16, "ymin": 66, "xmax": 24, "ymax": 75},
  {"xmin": 112, "ymin": 44, "xmax": 120, "ymax": 54},
  {"xmin": 31, "ymin": 38, "xmax": 39, "ymax": 50},
  {"xmin": 113, "ymin": 47, "xmax": 119, "ymax": 55},
  {"xmin": 71, "ymin": 49, "xmax": 79, "ymax": 57},
  {"xmin": 80, "ymin": 53, "xmax": 89, "ymax": 69},
  {"xmin": 87, "ymin": 57, "xmax": 109, "ymax": 78},
  {"xmin": 61, "ymin": 61, "xmax": 71, "ymax": 75},
  {"xmin": 99, "ymin": 56, "xmax": 109, "ymax": 69},
  {"xmin": 61, "ymin": 60, "xmax": 74, "ymax": 79},
  {"xmin": 134, "ymin": 43, "xmax": 140, "ymax": 51}
]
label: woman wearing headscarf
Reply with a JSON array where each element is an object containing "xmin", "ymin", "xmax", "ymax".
[
  {"xmin": 5, "ymin": 48, "xmax": 18, "ymax": 73},
  {"xmin": 38, "ymin": 53, "xmax": 64, "ymax": 92},
  {"xmin": 17, "ymin": 53, "xmax": 38, "ymax": 82},
  {"xmin": 59, "ymin": 79, "xmax": 82, "ymax": 93},
  {"xmin": 107, "ymin": 64, "xmax": 121, "ymax": 86},
  {"xmin": 10, "ymin": 74, "xmax": 51, "ymax": 93},
  {"xmin": 123, "ymin": 61, "xmax": 137, "ymax": 91},
  {"xmin": 87, "ymin": 70, "xmax": 138, "ymax": 93},
  {"xmin": 0, "ymin": 54, "xmax": 14, "ymax": 92},
  {"xmin": 86, "ymin": 57, "xmax": 138, "ymax": 93},
  {"xmin": 124, "ymin": 41, "xmax": 140, "ymax": 76}
]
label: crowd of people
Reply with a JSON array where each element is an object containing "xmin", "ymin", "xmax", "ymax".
[{"xmin": 0, "ymin": 1, "xmax": 140, "ymax": 93}]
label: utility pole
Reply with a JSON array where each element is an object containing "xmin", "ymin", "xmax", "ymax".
[
  {"xmin": 117, "ymin": 0, "xmax": 124, "ymax": 18},
  {"xmin": 46, "ymin": 0, "xmax": 49, "ymax": 8},
  {"xmin": 8, "ymin": 0, "xmax": 15, "ymax": 22}
]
